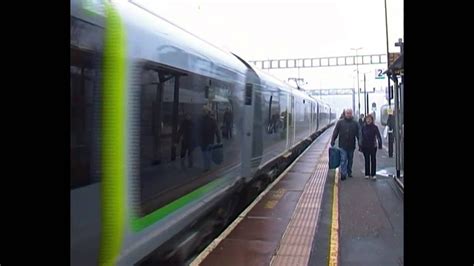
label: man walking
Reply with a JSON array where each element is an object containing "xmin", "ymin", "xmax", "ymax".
[{"xmin": 330, "ymin": 108, "xmax": 360, "ymax": 180}]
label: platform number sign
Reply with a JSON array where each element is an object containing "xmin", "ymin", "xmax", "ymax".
[{"xmin": 375, "ymin": 69, "xmax": 385, "ymax": 79}]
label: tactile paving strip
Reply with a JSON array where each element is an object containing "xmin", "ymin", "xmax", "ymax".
[{"xmin": 271, "ymin": 141, "xmax": 330, "ymax": 266}]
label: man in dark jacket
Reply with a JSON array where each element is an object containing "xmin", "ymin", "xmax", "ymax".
[
  {"xmin": 331, "ymin": 108, "xmax": 360, "ymax": 180},
  {"xmin": 201, "ymin": 106, "xmax": 221, "ymax": 171}
]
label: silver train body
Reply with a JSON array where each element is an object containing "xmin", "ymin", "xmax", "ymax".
[{"xmin": 70, "ymin": 1, "xmax": 336, "ymax": 265}]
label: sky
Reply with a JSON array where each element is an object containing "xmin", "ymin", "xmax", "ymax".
[{"xmin": 133, "ymin": 0, "xmax": 403, "ymax": 114}]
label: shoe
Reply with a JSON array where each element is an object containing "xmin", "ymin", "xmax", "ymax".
[
  {"xmin": 365, "ymin": 176, "xmax": 370, "ymax": 179},
  {"xmin": 371, "ymin": 176, "xmax": 377, "ymax": 180},
  {"xmin": 341, "ymin": 175, "xmax": 347, "ymax": 181},
  {"xmin": 348, "ymin": 174, "xmax": 353, "ymax": 178}
]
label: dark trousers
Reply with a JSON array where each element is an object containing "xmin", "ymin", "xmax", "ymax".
[
  {"xmin": 388, "ymin": 133, "xmax": 394, "ymax": 157},
  {"xmin": 362, "ymin": 147, "xmax": 377, "ymax": 176},
  {"xmin": 340, "ymin": 148, "xmax": 354, "ymax": 177}
]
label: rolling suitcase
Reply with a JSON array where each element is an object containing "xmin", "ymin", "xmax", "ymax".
[{"xmin": 328, "ymin": 147, "xmax": 341, "ymax": 169}]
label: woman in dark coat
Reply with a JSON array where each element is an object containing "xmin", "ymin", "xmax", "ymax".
[{"xmin": 359, "ymin": 114, "xmax": 383, "ymax": 180}]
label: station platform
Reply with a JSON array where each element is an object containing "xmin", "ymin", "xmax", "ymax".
[
  {"xmin": 190, "ymin": 124, "xmax": 403, "ymax": 266},
  {"xmin": 375, "ymin": 122, "xmax": 404, "ymax": 189}
]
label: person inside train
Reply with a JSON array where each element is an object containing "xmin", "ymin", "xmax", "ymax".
[
  {"xmin": 271, "ymin": 113, "xmax": 280, "ymax": 133},
  {"xmin": 223, "ymin": 107, "xmax": 233, "ymax": 139},
  {"xmin": 201, "ymin": 106, "xmax": 221, "ymax": 172},
  {"xmin": 359, "ymin": 114, "xmax": 382, "ymax": 180},
  {"xmin": 331, "ymin": 108, "xmax": 360, "ymax": 180},
  {"xmin": 177, "ymin": 113, "xmax": 194, "ymax": 169},
  {"xmin": 281, "ymin": 111, "xmax": 287, "ymax": 129},
  {"xmin": 267, "ymin": 113, "xmax": 278, "ymax": 134}
]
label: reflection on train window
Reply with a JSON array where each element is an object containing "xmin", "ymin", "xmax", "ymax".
[
  {"xmin": 70, "ymin": 17, "xmax": 103, "ymax": 189},
  {"xmin": 260, "ymin": 87, "xmax": 287, "ymax": 162},
  {"xmin": 138, "ymin": 62, "xmax": 244, "ymax": 216},
  {"xmin": 311, "ymin": 102, "xmax": 316, "ymax": 132},
  {"xmin": 264, "ymin": 91, "xmax": 281, "ymax": 135},
  {"xmin": 279, "ymin": 92, "xmax": 288, "ymax": 130}
]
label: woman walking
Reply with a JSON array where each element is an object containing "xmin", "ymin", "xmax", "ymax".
[{"xmin": 359, "ymin": 114, "xmax": 383, "ymax": 180}]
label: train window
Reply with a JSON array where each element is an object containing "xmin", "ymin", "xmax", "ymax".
[
  {"xmin": 294, "ymin": 96, "xmax": 309, "ymax": 142},
  {"xmin": 258, "ymin": 87, "xmax": 286, "ymax": 163},
  {"xmin": 289, "ymin": 96, "xmax": 294, "ymax": 126},
  {"xmin": 268, "ymin": 95, "xmax": 273, "ymax": 126},
  {"xmin": 263, "ymin": 92, "xmax": 280, "ymax": 135},
  {"xmin": 70, "ymin": 17, "xmax": 103, "ymax": 189},
  {"xmin": 137, "ymin": 63, "xmax": 244, "ymax": 216},
  {"xmin": 279, "ymin": 92, "xmax": 288, "ymax": 140}
]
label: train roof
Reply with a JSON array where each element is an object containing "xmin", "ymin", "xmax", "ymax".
[
  {"xmin": 122, "ymin": 1, "xmax": 250, "ymax": 82},
  {"xmin": 72, "ymin": 0, "xmax": 332, "ymax": 110},
  {"xmin": 73, "ymin": 0, "xmax": 249, "ymax": 83},
  {"xmin": 313, "ymin": 97, "xmax": 330, "ymax": 107},
  {"xmin": 250, "ymin": 67, "xmax": 318, "ymax": 101}
]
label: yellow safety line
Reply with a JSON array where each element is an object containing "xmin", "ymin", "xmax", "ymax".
[{"xmin": 328, "ymin": 168, "xmax": 339, "ymax": 266}]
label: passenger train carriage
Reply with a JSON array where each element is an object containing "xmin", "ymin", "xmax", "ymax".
[{"xmin": 70, "ymin": 0, "xmax": 336, "ymax": 265}]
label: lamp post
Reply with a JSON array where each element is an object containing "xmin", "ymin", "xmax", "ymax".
[
  {"xmin": 351, "ymin": 47, "xmax": 363, "ymax": 115},
  {"xmin": 357, "ymin": 70, "xmax": 371, "ymax": 116},
  {"xmin": 364, "ymin": 73, "xmax": 368, "ymax": 115},
  {"xmin": 384, "ymin": 0, "xmax": 391, "ymax": 107},
  {"xmin": 394, "ymin": 38, "xmax": 404, "ymax": 178}
]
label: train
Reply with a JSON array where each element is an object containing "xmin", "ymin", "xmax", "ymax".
[{"xmin": 70, "ymin": 0, "xmax": 336, "ymax": 265}]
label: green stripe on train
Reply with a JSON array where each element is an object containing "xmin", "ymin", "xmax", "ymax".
[
  {"xmin": 131, "ymin": 178, "xmax": 226, "ymax": 231},
  {"xmin": 99, "ymin": 3, "xmax": 126, "ymax": 266}
]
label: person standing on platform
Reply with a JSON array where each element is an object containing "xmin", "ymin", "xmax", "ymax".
[
  {"xmin": 386, "ymin": 109, "xmax": 395, "ymax": 158},
  {"xmin": 359, "ymin": 114, "xmax": 383, "ymax": 180},
  {"xmin": 358, "ymin": 113, "xmax": 365, "ymax": 129},
  {"xmin": 339, "ymin": 109, "xmax": 345, "ymax": 120},
  {"xmin": 331, "ymin": 108, "xmax": 360, "ymax": 180}
]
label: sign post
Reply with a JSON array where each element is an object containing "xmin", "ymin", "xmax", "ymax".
[
  {"xmin": 375, "ymin": 69, "xmax": 385, "ymax": 79},
  {"xmin": 388, "ymin": 53, "xmax": 401, "ymax": 66},
  {"xmin": 386, "ymin": 85, "xmax": 393, "ymax": 101}
]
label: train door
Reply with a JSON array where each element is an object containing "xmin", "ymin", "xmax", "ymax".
[
  {"xmin": 252, "ymin": 84, "xmax": 264, "ymax": 167},
  {"xmin": 70, "ymin": 14, "xmax": 104, "ymax": 266},
  {"xmin": 241, "ymin": 74, "xmax": 262, "ymax": 179}
]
